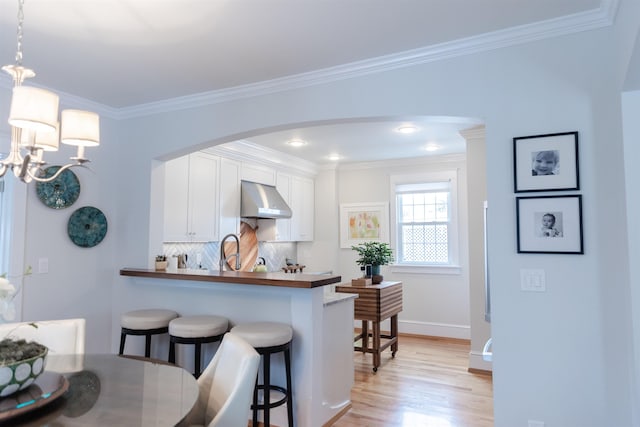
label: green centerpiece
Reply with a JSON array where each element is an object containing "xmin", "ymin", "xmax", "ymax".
[
  {"xmin": 0, "ymin": 338, "xmax": 48, "ymax": 397},
  {"xmin": 351, "ymin": 242, "xmax": 394, "ymax": 284}
]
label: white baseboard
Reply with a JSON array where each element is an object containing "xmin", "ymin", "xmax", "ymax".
[
  {"xmin": 398, "ymin": 319, "xmax": 470, "ymax": 340},
  {"xmin": 469, "ymin": 350, "xmax": 493, "ymax": 372}
]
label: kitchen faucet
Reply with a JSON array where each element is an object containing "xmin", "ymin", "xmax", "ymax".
[{"xmin": 219, "ymin": 234, "xmax": 241, "ymax": 271}]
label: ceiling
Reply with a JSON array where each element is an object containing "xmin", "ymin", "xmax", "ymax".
[{"xmin": 0, "ymin": 0, "xmax": 609, "ymax": 165}]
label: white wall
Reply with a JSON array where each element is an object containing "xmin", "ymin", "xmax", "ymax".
[
  {"xmin": 622, "ymin": 17, "xmax": 640, "ymax": 427},
  {"xmin": 334, "ymin": 155, "xmax": 471, "ymax": 339},
  {"xmin": 2, "ymin": 1, "xmax": 640, "ymax": 425},
  {"xmin": 464, "ymin": 128, "xmax": 491, "ymax": 371},
  {"xmin": 296, "ymin": 168, "xmax": 340, "ymax": 274},
  {"xmin": 0, "ymin": 112, "xmax": 121, "ymax": 354},
  {"xmin": 622, "ymin": 89, "xmax": 640, "ymax": 426}
]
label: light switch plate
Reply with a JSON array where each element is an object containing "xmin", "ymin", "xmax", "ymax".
[
  {"xmin": 520, "ymin": 269, "xmax": 546, "ymax": 292},
  {"xmin": 38, "ymin": 257, "xmax": 49, "ymax": 274}
]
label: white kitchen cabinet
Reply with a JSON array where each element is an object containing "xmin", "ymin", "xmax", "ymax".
[
  {"xmin": 219, "ymin": 157, "xmax": 241, "ymax": 237},
  {"xmin": 164, "ymin": 152, "xmax": 219, "ymax": 242},
  {"xmin": 275, "ymin": 172, "xmax": 292, "ymax": 241},
  {"xmin": 241, "ymin": 162, "xmax": 276, "ymax": 185},
  {"xmin": 290, "ymin": 175, "xmax": 314, "ymax": 241},
  {"xmin": 255, "ymin": 172, "xmax": 314, "ymax": 242}
]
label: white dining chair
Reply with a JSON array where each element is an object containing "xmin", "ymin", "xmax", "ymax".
[
  {"xmin": 184, "ymin": 332, "xmax": 260, "ymax": 427},
  {"xmin": 0, "ymin": 318, "xmax": 86, "ymax": 372}
]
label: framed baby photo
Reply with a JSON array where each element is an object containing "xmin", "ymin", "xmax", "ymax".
[
  {"xmin": 516, "ymin": 195, "xmax": 583, "ymax": 254},
  {"xmin": 513, "ymin": 131, "xmax": 579, "ymax": 193}
]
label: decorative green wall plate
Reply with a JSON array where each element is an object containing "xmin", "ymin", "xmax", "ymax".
[
  {"xmin": 35, "ymin": 166, "xmax": 81, "ymax": 209},
  {"xmin": 67, "ymin": 206, "xmax": 108, "ymax": 248}
]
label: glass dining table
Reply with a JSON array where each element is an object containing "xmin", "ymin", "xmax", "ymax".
[{"xmin": 0, "ymin": 354, "xmax": 199, "ymax": 426}]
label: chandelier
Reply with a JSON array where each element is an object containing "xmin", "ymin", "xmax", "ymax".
[{"xmin": 1, "ymin": 0, "xmax": 100, "ymax": 183}]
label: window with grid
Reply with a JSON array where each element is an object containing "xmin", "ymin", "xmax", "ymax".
[{"xmin": 393, "ymin": 172, "xmax": 458, "ymax": 267}]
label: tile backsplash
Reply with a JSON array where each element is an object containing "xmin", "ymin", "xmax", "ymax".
[{"xmin": 162, "ymin": 241, "xmax": 297, "ymax": 272}]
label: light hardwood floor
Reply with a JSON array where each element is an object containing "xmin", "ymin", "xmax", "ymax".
[{"xmin": 332, "ymin": 334, "xmax": 494, "ymax": 427}]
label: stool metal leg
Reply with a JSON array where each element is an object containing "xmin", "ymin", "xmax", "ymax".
[
  {"xmin": 248, "ymin": 342, "xmax": 293, "ymax": 427},
  {"xmin": 145, "ymin": 334, "xmax": 152, "ymax": 358},
  {"xmin": 168, "ymin": 340, "xmax": 176, "ymax": 363},
  {"xmin": 194, "ymin": 342, "xmax": 202, "ymax": 378},
  {"xmin": 119, "ymin": 333, "xmax": 126, "ymax": 355},
  {"xmin": 285, "ymin": 347, "xmax": 294, "ymax": 426},
  {"xmin": 263, "ymin": 351, "xmax": 271, "ymax": 427}
]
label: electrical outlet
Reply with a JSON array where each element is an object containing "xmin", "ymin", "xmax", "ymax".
[
  {"xmin": 528, "ymin": 420, "xmax": 545, "ymax": 427},
  {"xmin": 520, "ymin": 269, "xmax": 546, "ymax": 292}
]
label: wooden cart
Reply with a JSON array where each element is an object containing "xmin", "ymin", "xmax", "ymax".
[{"xmin": 335, "ymin": 281, "xmax": 403, "ymax": 372}]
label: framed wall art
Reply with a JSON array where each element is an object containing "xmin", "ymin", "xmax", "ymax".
[
  {"xmin": 516, "ymin": 195, "xmax": 583, "ymax": 254},
  {"xmin": 513, "ymin": 131, "xmax": 579, "ymax": 192},
  {"xmin": 339, "ymin": 202, "xmax": 389, "ymax": 248}
]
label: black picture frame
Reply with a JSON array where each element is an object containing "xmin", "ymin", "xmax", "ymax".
[
  {"xmin": 513, "ymin": 131, "xmax": 579, "ymax": 193},
  {"xmin": 516, "ymin": 195, "xmax": 583, "ymax": 254}
]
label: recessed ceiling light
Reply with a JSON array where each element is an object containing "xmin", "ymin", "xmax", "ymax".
[
  {"xmin": 395, "ymin": 125, "xmax": 418, "ymax": 134},
  {"xmin": 425, "ymin": 143, "xmax": 441, "ymax": 152},
  {"xmin": 327, "ymin": 153, "xmax": 341, "ymax": 161},
  {"xmin": 286, "ymin": 139, "xmax": 307, "ymax": 147}
]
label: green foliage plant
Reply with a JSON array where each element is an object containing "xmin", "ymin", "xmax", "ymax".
[{"xmin": 351, "ymin": 241, "xmax": 394, "ymax": 266}]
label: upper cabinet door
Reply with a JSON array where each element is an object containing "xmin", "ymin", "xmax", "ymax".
[
  {"xmin": 163, "ymin": 155, "xmax": 190, "ymax": 242},
  {"xmin": 290, "ymin": 176, "xmax": 314, "ymax": 241},
  {"xmin": 241, "ymin": 162, "xmax": 276, "ymax": 186},
  {"xmin": 163, "ymin": 153, "xmax": 219, "ymax": 242},
  {"xmin": 275, "ymin": 172, "xmax": 292, "ymax": 241},
  {"xmin": 219, "ymin": 158, "xmax": 241, "ymax": 237},
  {"xmin": 188, "ymin": 152, "xmax": 219, "ymax": 242}
]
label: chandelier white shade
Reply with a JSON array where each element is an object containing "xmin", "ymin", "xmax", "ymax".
[
  {"xmin": 20, "ymin": 124, "xmax": 59, "ymax": 152},
  {"xmin": 9, "ymin": 86, "xmax": 59, "ymax": 133},
  {"xmin": 1, "ymin": 0, "xmax": 100, "ymax": 183},
  {"xmin": 60, "ymin": 110, "xmax": 100, "ymax": 147}
]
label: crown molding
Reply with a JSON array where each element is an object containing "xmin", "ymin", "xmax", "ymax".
[
  {"xmin": 1, "ymin": 1, "xmax": 618, "ymax": 121},
  {"xmin": 204, "ymin": 140, "xmax": 318, "ymax": 177},
  {"xmin": 460, "ymin": 126, "xmax": 486, "ymax": 141},
  {"xmin": 117, "ymin": 1, "xmax": 617, "ymax": 119},
  {"xmin": 0, "ymin": 74, "xmax": 121, "ymax": 120},
  {"xmin": 337, "ymin": 153, "xmax": 466, "ymax": 172}
]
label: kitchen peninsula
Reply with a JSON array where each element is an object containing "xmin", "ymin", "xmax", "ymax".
[
  {"xmin": 119, "ymin": 268, "xmax": 356, "ymax": 427},
  {"xmin": 120, "ymin": 268, "xmax": 339, "ymax": 288}
]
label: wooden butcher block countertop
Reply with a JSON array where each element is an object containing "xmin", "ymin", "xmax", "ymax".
[{"xmin": 120, "ymin": 268, "xmax": 341, "ymax": 289}]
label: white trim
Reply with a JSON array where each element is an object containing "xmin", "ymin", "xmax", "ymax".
[
  {"xmin": 399, "ymin": 319, "xmax": 470, "ymax": 340},
  {"xmin": 389, "ymin": 264, "xmax": 462, "ymax": 275},
  {"xmin": 354, "ymin": 319, "xmax": 470, "ymax": 339},
  {"xmin": 204, "ymin": 140, "xmax": 318, "ymax": 177},
  {"xmin": 114, "ymin": 2, "xmax": 616, "ymax": 118},
  {"xmin": 469, "ymin": 350, "xmax": 493, "ymax": 372},
  {"xmin": 0, "ymin": 75, "xmax": 120, "ymax": 120},
  {"xmin": 390, "ymin": 169, "xmax": 460, "ymax": 267},
  {"xmin": 0, "ymin": 2, "xmax": 615, "ymax": 119},
  {"xmin": 338, "ymin": 153, "xmax": 466, "ymax": 172}
]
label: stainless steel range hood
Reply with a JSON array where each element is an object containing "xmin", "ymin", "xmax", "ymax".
[{"xmin": 241, "ymin": 180, "xmax": 292, "ymax": 219}]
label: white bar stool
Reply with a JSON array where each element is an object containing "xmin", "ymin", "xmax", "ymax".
[
  {"xmin": 230, "ymin": 321, "xmax": 294, "ymax": 427},
  {"xmin": 119, "ymin": 309, "xmax": 179, "ymax": 358},
  {"xmin": 168, "ymin": 315, "xmax": 229, "ymax": 378}
]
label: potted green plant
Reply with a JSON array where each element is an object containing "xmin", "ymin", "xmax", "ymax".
[{"xmin": 351, "ymin": 241, "xmax": 394, "ymax": 283}]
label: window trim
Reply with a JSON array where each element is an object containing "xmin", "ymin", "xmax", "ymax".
[
  {"xmin": 390, "ymin": 170, "xmax": 460, "ymax": 269},
  {"xmin": 390, "ymin": 263, "xmax": 462, "ymax": 275}
]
